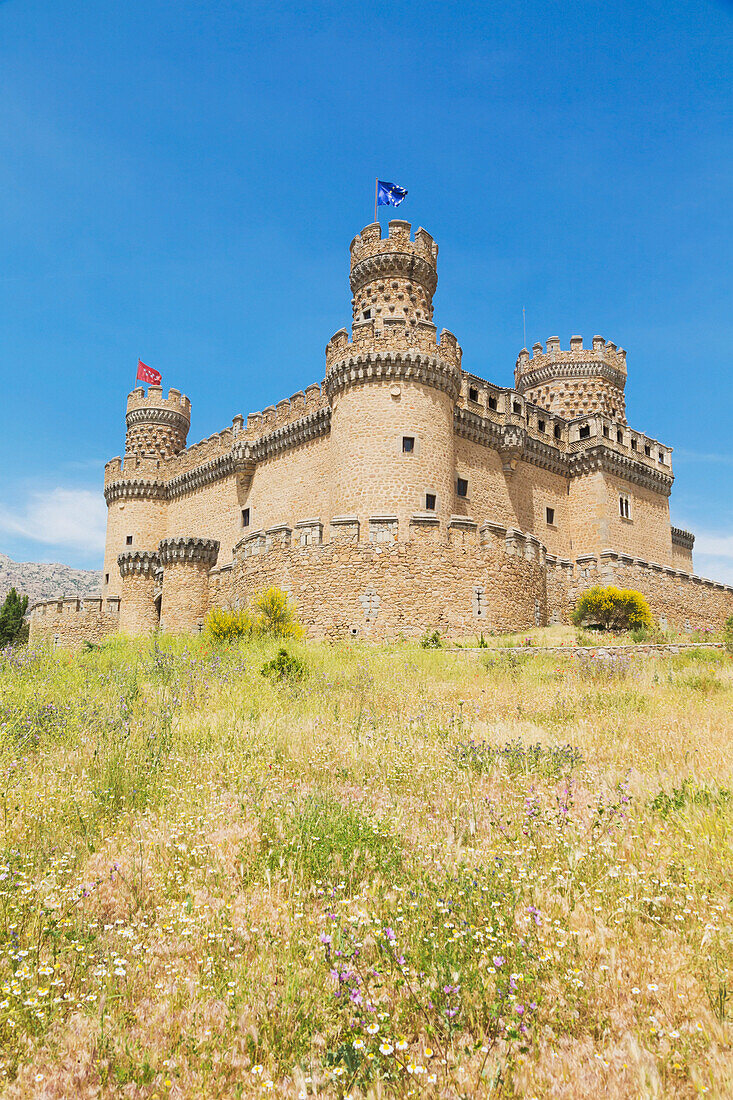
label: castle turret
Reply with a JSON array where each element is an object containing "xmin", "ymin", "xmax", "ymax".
[
  {"xmin": 325, "ymin": 221, "xmax": 461, "ymax": 534},
  {"xmin": 100, "ymin": 385, "xmax": 189, "ymax": 599},
  {"xmin": 515, "ymin": 336, "xmax": 627, "ymax": 423},
  {"xmin": 125, "ymin": 385, "xmax": 191, "ymax": 458}
]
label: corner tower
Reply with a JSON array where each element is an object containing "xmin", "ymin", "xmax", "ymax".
[
  {"xmin": 515, "ymin": 336, "xmax": 627, "ymax": 423},
  {"xmin": 101, "ymin": 385, "xmax": 190, "ymax": 599},
  {"xmin": 325, "ymin": 221, "xmax": 462, "ymax": 534},
  {"xmin": 125, "ymin": 385, "xmax": 190, "ymax": 458}
]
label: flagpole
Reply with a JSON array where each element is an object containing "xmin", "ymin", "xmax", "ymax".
[{"xmin": 374, "ymin": 178, "xmax": 378, "ymax": 224}]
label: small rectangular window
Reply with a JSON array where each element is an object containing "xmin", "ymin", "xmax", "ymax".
[
  {"xmin": 546, "ymin": 507, "xmax": 555, "ymax": 525},
  {"xmin": 513, "ymin": 401, "xmax": 522, "ymax": 414},
  {"xmin": 603, "ymin": 425, "xmax": 610, "ymax": 437},
  {"xmin": 644, "ymin": 444, "xmax": 651, "ymax": 456},
  {"xmin": 242, "ymin": 507, "xmax": 250, "ymax": 527},
  {"xmin": 125, "ymin": 535, "xmax": 133, "ymax": 545},
  {"xmin": 579, "ymin": 425, "xmax": 590, "ymax": 439},
  {"xmin": 456, "ymin": 477, "xmax": 468, "ymax": 498},
  {"xmin": 105, "ymin": 573, "xmax": 109, "ymax": 584},
  {"xmin": 363, "ymin": 308, "xmax": 371, "ymax": 319},
  {"xmin": 537, "ymin": 419, "xmax": 545, "ymax": 433},
  {"xmin": 617, "ymin": 430, "xmax": 623, "ymax": 444},
  {"xmin": 631, "ymin": 439, "xmax": 637, "ymax": 451},
  {"xmin": 554, "ymin": 425, "xmax": 562, "ymax": 440},
  {"xmin": 619, "ymin": 494, "xmax": 631, "ymax": 520},
  {"xmin": 488, "ymin": 395, "xmax": 497, "ymax": 410},
  {"xmin": 468, "ymin": 386, "xmax": 479, "ymax": 402},
  {"xmin": 425, "ymin": 493, "xmax": 436, "ymax": 511},
  {"xmin": 402, "ymin": 436, "xmax": 415, "ymax": 453}
]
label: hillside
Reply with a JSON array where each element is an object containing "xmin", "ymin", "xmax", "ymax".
[{"xmin": 0, "ymin": 551, "xmax": 101, "ymax": 606}]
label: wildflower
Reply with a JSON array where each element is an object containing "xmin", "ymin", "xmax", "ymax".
[
  {"xmin": 631, "ymin": 987, "xmax": 641, "ymax": 994},
  {"xmin": 252, "ymin": 1065, "xmax": 264, "ymax": 1076},
  {"xmin": 647, "ymin": 983, "xmax": 658, "ymax": 992},
  {"xmin": 353, "ymin": 1039, "xmax": 365, "ymax": 1050},
  {"xmin": 493, "ymin": 955, "xmax": 505, "ymax": 968},
  {"xmin": 379, "ymin": 1042, "xmax": 394, "ymax": 1055},
  {"xmin": 424, "ymin": 1047, "xmax": 434, "ymax": 1058},
  {"xmin": 396, "ymin": 1038, "xmax": 408, "ymax": 1051},
  {"xmin": 366, "ymin": 1022, "xmax": 379, "ymax": 1035}
]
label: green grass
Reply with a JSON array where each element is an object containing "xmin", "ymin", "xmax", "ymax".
[{"xmin": 0, "ymin": 635, "xmax": 731, "ymax": 1097}]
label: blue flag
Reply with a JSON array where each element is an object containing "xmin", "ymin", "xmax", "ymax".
[{"xmin": 377, "ymin": 180, "xmax": 407, "ymax": 207}]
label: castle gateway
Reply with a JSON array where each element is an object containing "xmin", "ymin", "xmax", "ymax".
[{"xmin": 31, "ymin": 220, "xmax": 733, "ymax": 644}]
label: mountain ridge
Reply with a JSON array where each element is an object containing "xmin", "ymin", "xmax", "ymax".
[{"xmin": 0, "ymin": 552, "xmax": 101, "ymax": 606}]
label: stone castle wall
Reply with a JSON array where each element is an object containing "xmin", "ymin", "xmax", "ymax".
[{"xmin": 29, "ymin": 218, "xmax": 731, "ymax": 649}]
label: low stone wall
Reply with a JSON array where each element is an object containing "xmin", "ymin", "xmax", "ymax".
[
  {"xmin": 29, "ymin": 597, "xmax": 120, "ymax": 648},
  {"xmin": 572, "ymin": 551, "xmax": 733, "ymax": 632},
  {"xmin": 230, "ymin": 521, "xmax": 547, "ymax": 640},
  {"xmin": 454, "ymin": 642, "xmax": 724, "ymax": 657}
]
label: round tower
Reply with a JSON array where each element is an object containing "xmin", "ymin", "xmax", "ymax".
[
  {"xmin": 325, "ymin": 221, "xmax": 461, "ymax": 535},
  {"xmin": 125, "ymin": 385, "xmax": 190, "ymax": 458},
  {"xmin": 514, "ymin": 336, "xmax": 627, "ymax": 423},
  {"xmin": 101, "ymin": 385, "xmax": 189, "ymax": 599}
]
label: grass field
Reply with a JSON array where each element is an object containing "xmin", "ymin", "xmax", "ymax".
[{"xmin": 0, "ymin": 635, "xmax": 731, "ymax": 1098}]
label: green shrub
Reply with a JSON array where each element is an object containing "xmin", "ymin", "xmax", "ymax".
[
  {"xmin": 261, "ymin": 647, "xmax": 306, "ymax": 684},
  {"xmin": 724, "ymin": 615, "xmax": 733, "ymax": 654},
  {"xmin": 572, "ymin": 585, "xmax": 653, "ymax": 632},
  {"xmin": 420, "ymin": 629, "xmax": 443, "ymax": 649},
  {"xmin": 0, "ymin": 587, "xmax": 28, "ymax": 647}
]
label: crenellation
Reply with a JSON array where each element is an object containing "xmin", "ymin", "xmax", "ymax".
[{"xmin": 34, "ymin": 219, "xmax": 732, "ymax": 648}]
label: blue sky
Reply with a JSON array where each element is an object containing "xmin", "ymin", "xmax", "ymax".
[{"xmin": 1, "ymin": 0, "xmax": 731, "ymax": 578}]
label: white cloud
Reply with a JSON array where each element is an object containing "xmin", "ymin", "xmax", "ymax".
[
  {"xmin": 0, "ymin": 489, "xmax": 106, "ymax": 552},
  {"xmin": 691, "ymin": 530, "xmax": 733, "ymax": 586}
]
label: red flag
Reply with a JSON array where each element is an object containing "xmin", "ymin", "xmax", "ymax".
[{"xmin": 136, "ymin": 359, "xmax": 162, "ymax": 385}]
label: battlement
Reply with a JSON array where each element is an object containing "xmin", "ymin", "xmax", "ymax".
[
  {"xmin": 516, "ymin": 336, "xmax": 627, "ymax": 379},
  {"xmin": 325, "ymin": 324, "xmax": 462, "ymax": 372},
  {"xmin": 126, "ymin": 385, "xmax": 191, "ymax": 419},
  {"xmin": 349, "ymin": 221, "xmax": 438, "ymax": 268},
  {"xmin": 125, "ymin": 386, "xmax": 191, "ymax": 460},
  {"xmin": 514, "ymin": 335, "xmax": 628, "ymax": 424}
]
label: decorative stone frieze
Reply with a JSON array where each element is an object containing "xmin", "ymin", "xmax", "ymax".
[
  {"xmin": 158, "ymin": 537, "xmax": 220, "ymax": 568},
  {"xmin": 325, "ymin": 351, "xmax": 461, "ymax": 401},
  {"xmin": 117, "ymin": 550, "xmax": 160, "ymax": 577},
  {"xmin": 104, "ymin": 478, "xmax": 167, "ymax": 503},
  {"xmin": 671, "ymin": 526, "xmax": 695, "ymax": 550},
  {"xmin": 350, "ymin": 251, "xmax": 438, "ymax": 297}
]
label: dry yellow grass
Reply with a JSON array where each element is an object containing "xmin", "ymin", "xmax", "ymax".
[{"xmin": 0, "ymin": 636, "xmax": 731, "ymax": 1098}]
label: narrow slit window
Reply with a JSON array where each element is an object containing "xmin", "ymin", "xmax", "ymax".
[
  {"xmin": 619, "ymin": 494, "xmax": 631, "ymax": 520},
  {"xmin": 105, "ymin": 573, "xmax": 109, "ymax": 584},
  {"xmin": 425, "ymin": 493, "xmax": 436, "ymax": 511},
  {"xmin": 242, "ymin": 507, "xmax": 250, "ymax": 527},
  {"xmin": 554, "ymin": 425, "xmax": 562, "ymax": 440},
  {"xmin": 402, "ymin": 436, "xmax": 415, "ymax": 453},
  {"xmin": 644, "ymin": 444, "xmax": 651, "ymax": 456},
  {"xmin": 456, "ymin": 477, "xmax": 468, "ymax": 498},
  {"xmin": 546, "ymin": 507, "xmax": 555, "ymax": 525},
  {"xmin": 617, "ymin": 430, "xmax": 624, "ymax": 444}
]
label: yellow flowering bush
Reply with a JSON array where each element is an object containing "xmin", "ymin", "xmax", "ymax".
[
  {"xmin": 206, "ymin": 587, "xmax": 303, "ymax": 642},
  {"xmin": 572, "ymin": 585, "xmax": 653, "ymax": 631}
]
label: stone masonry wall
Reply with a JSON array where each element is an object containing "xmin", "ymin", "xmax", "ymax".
[
  {"xmin": 30, "ymin": 598, "xmax": 120, "ymax": 648},
  {"xmin": 230, "ymin": 522, "xmax": 547, "ymax": 640}
]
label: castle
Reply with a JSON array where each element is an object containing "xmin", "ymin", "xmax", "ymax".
[{"xmin": 30, "ymin": 219, "xmax": 733, "ymax": 645}]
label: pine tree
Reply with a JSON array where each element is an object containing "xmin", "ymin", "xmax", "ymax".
[{"xmin": 0, "ymin": 587, "xmax": 29, "ymax": 646}]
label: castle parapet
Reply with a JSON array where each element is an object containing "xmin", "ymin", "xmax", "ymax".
[
  {"xmin": 515, "ymin": 336, "xmax": 628, "ymax": 423},
  {"xmin": 125, "ymin": 385, "xmax": 191, "ymax": 459}
]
